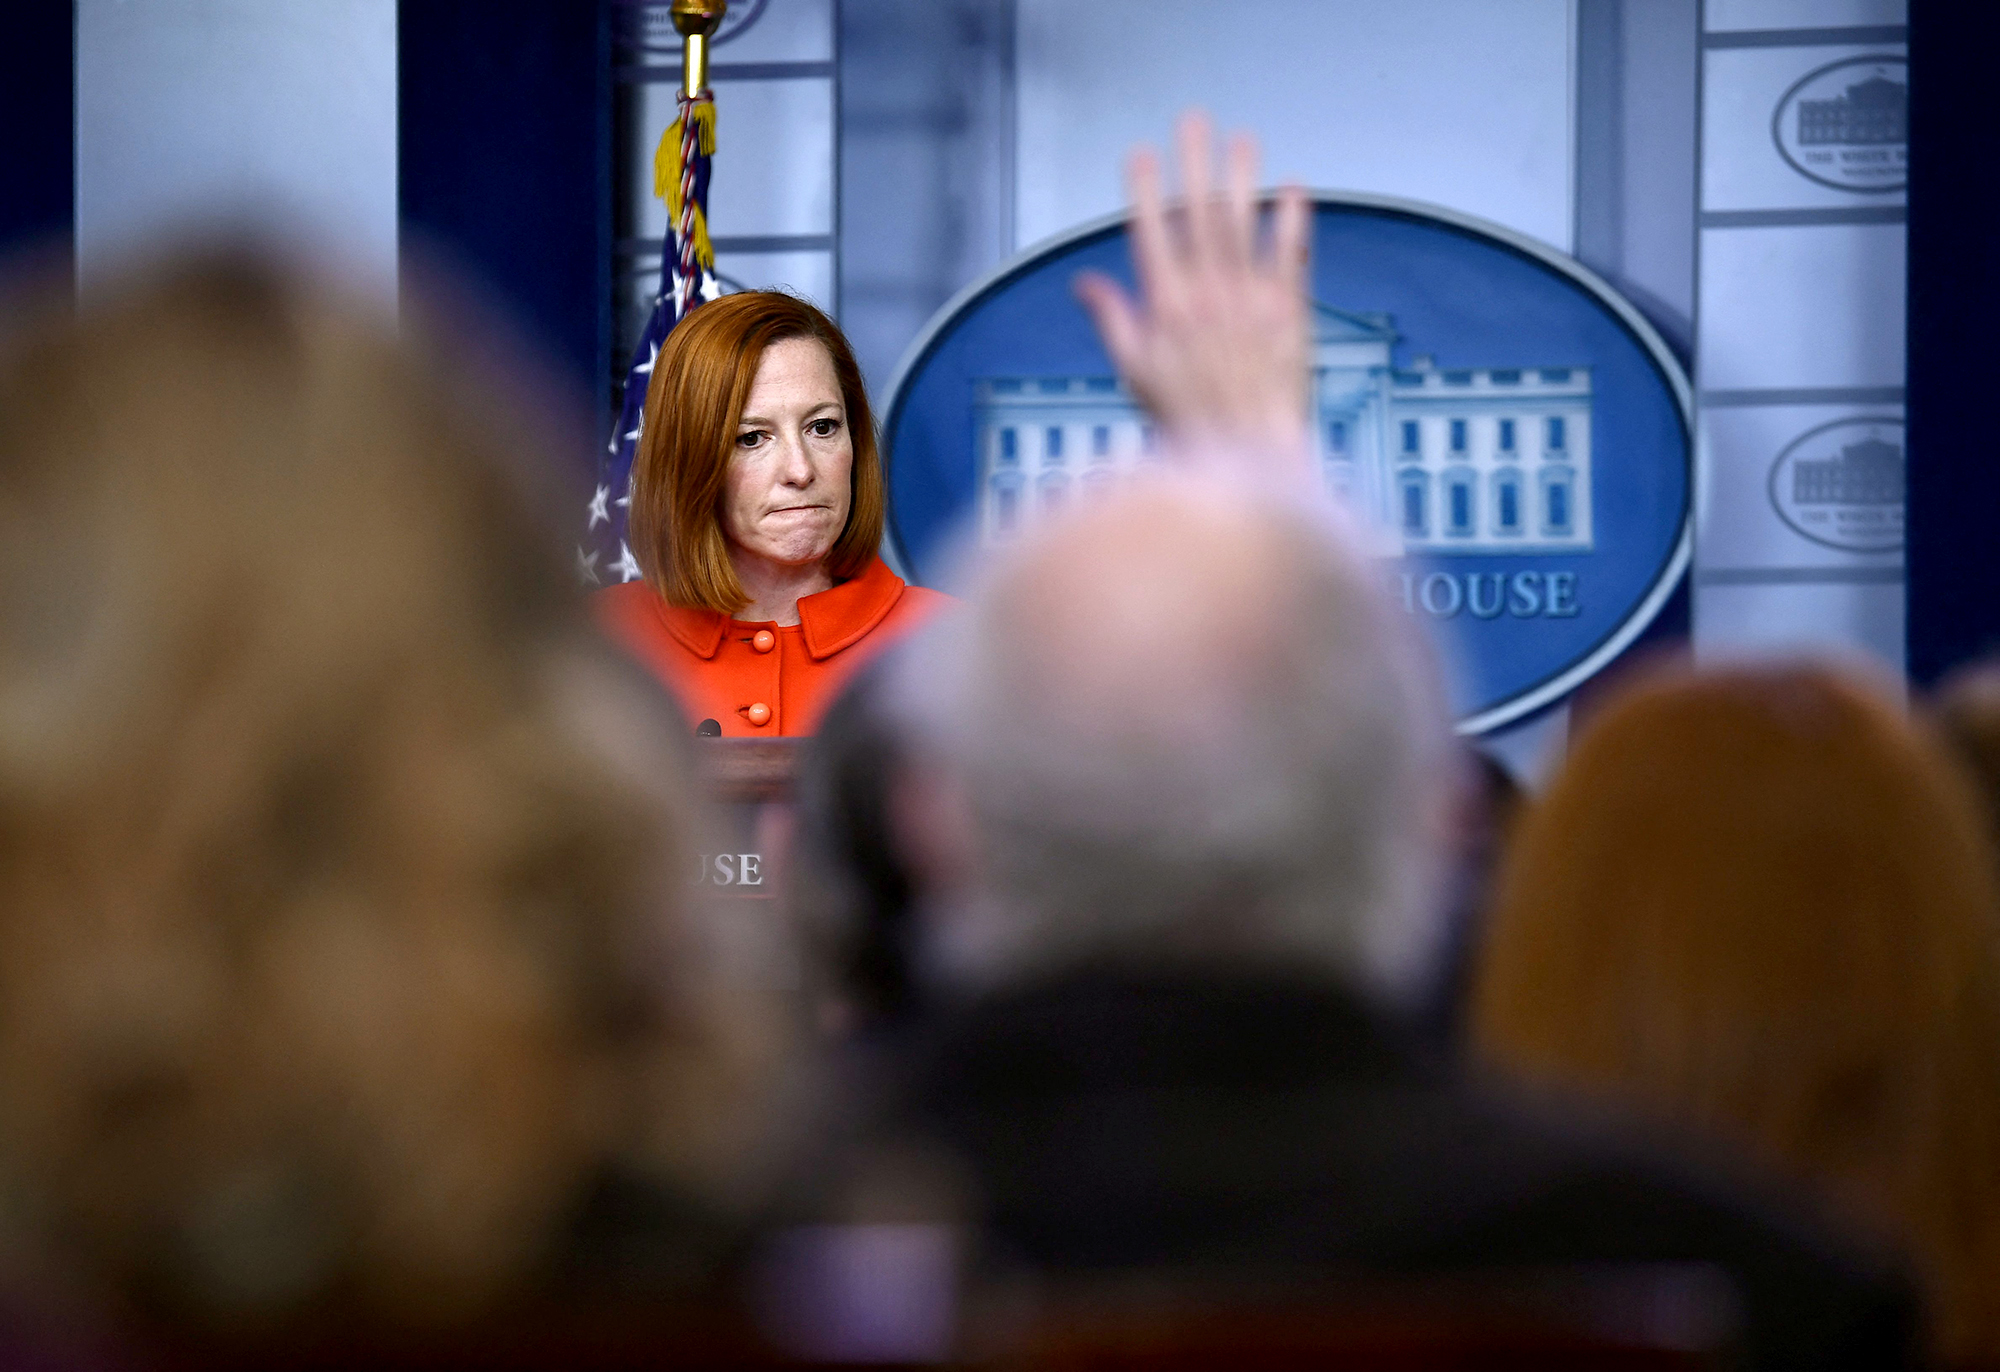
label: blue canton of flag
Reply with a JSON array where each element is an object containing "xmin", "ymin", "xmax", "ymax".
[{"xmin": 580, "ymin": 97, "xmax": 719, "ymax": 588}]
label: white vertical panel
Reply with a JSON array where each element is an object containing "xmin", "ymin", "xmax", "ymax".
[
  {"xmin": 75, "ymin": 0, "xmax": 398, "ymax": 300},
  {"xmin": 1701, "ymin": 45, "xmax": 1906, "ymax": 212},
  {"xmin": 1012, "ymin": 0, "xmax": 1575, "ymax": 253},
  {"xmin": 1697, "ymin": 225, "xmax": 1905, "ymax": 390},
  {"xmin": 1693, "ymin": 581, "xmax": 1904, "ymax": 667},
  {"xmin": 713, "ymin": 250, "xmax": 837, "ymax": 311},
  {"xmin": 637, "ymin": 77, "xmax": 835, "ymax": 240},
  {"xmin": 704, "ymin": 0, "xmax": 833, "ymax": 62},
  {"xmin": 1704, "ymin": 0, "xmax": 1905, "ymax": 31},
  {"xmin": 1691, "ymin": 4, "xmax": 1907, "ymax": 669}
]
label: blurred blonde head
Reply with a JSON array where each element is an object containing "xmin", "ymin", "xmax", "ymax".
[
  {"xmin": 0, "ymin": 254, "xmax": 789, "ymax": 1328},
  {"xmin": 1470, "ymin": 662, "xmax": 2000, "ymax": 1363}
]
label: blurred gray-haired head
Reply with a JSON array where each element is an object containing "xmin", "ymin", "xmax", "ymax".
[{"xmin": 890, "ymin": 469, "xmax": 1455, "ymax": 1004}]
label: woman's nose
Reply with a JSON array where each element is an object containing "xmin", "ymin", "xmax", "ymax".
[{"xmin": 777, "ymin": 432, "xmax": 816, "ymax": 485}]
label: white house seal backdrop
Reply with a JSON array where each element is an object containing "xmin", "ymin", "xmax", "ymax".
[{"xmin": 882, "ymin": 194, "xmax": 1692, "ymax": 736}]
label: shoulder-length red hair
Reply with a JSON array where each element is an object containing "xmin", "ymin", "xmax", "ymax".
[
  {"xmin": 628, "ymin": 292, "xmax": 886, "ymax": 613},
  {"xmin": 1470, "ymin": 663, "xmax": 2000, "ymax": 1364}
]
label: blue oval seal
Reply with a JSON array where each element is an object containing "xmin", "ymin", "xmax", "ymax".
[{"xmin": 881, "ymin": 194, "xmax": 1691, "ymax": 734}]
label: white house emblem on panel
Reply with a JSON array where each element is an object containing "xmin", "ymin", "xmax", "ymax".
[
  {"xmin": 1768, "ymin": 415, "xmax": 1905, "ymax": 553},
  {"xmin": 972, "ymin": 303, "xmax": 1593, "ymax": 555},
  {"xmin": 1772, "ymin": 55, "xmax": 1908, "ymax": 194}
]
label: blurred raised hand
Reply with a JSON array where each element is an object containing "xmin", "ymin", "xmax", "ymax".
[{"xmin": 1074, "ymin": 110, "xmax": 1312, "ymax": 473}]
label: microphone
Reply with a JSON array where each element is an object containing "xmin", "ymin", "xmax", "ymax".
[{"xmin": 695, "ymin": 718, "xmax": 722, "ymax": 738}]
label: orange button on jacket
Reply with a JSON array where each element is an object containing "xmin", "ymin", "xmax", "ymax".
[{"xmin": 593, "ymin": 555, "xmax": 952, "ymax": 737}]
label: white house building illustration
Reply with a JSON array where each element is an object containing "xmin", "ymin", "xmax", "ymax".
[{"xmin": 972, "ymin": 303, "xmax": 1594, "ymax": 555}]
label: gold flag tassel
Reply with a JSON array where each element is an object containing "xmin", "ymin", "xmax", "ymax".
[{"xmin": 653, "ymin": 102, "xmax": 717, "ymax": 271}]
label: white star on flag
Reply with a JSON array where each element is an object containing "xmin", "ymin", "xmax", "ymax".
[
  {"xmin": 586, "ymin": 484, "xmax": 612, "ymax": 529},
  {"xmin": 576, "ymin": 546, "xmax": 601, "ymax": 586},
  {"xmin": 635, "ymin": 339, "xmax": 659, "ymax": 375},
  {"xmin": 612, "ymin": 541, "xmax": 643, "ymax": 583},
  {"xmin": 623, "ymin": 409, "xmax": 643, "ymax": 447}
]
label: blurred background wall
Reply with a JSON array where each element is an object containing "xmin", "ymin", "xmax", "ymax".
[
  {"xmin": 4, "ymin": 0, "xmax": 1988, "ymax": 752},
  {"xmin": 73, "ymin": 0, "xmax": 397, "ymax": 297}
]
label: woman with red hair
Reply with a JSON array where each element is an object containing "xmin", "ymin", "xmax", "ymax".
[
  {"xmin": 595, "ymin": 292, "xmax": 948, "ymax": 736},
  {"xmin": 1470, "ymin": 664, "xmax": 2000, "ymax": 1366}
]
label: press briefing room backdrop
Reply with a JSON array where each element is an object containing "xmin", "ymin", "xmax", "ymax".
[{"xmin": 3, "ymin": 0, "xmax": 1990, "ymax": 777}]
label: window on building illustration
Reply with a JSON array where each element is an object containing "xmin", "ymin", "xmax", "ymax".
[
  {"xmin": 1446, "ymin": 469, "xmax": 1475, "ymax": 536},
  {"xmin": 1494, "ymin": 469, "xmax": 1522, "ymax": 533},
  {"xmin": 1040, "ymin": 471, "xmax": 1069, "ymax": 513},
  {"xmin": 1328, "ymin": 420, "xmax": 1349, "ymax": 454},
  {"xmin": 1037, "ymin": 378, "xmax": 1067, "ymax": 394},
  {"xmin": 1542, "ymin": 465, "xmax": 1574, "ymax": 535},
  {"xmin": 999, "ymin": 427, "xmax": 1017, "ymax": 463},
  {"xmin": 994, "ymin": 479, "xmax": 1019, "ymax": 534},
  {"xmin": 1547, "ymin": 416, "xmax": 1567, "ymax": 452},
  {"xmin": 1400, "ymin": 471, "xmax": 1428, "ymax": 536},
  {"xmin": 1499, "ymin": 418, "xmax": 1516, "ymax": 451},
  {"xmin": 1092, "ymin": 424, "xmax": 1111, "ymax": 458},
  {"xmin": 1325, "ymin": 461, "xmax": 1353, "ymax": 503},
  {"xmin": 1540, "ymin": 368, "xmax": 1573, "ymax": 383},
  {"xmin": 1401, "ymin": 420, "xmax": 1420, "ymax": 455},
  {"xmin": 1085, "ymin": 376, "xmax": 1118, "ymax": 392},
  {"xmin": 1489, "ymin": 368, "xmax": 1521, "ymax": 384},
  {"xmin": 1450, "ymin": 419, "xmax": 1467, "ymax": 452},
  {"xmin": 1045, "ymin": 426, "xmax": 1064, "ymax": 461},
  {"xmin": 1442, "ymin": 370, "xmax": 1473, "ymax": 386}
]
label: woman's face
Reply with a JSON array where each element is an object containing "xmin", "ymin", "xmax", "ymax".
[{"xmin": 721, "ymin": 336, "xmax": 853, "ymax": 571}]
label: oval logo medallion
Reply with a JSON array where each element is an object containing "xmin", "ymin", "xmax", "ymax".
[
  {"xmin": 1771, "ymin": 55, "xmax": 1909, "ymax": 194},
  {"xmin": 881, "ymin": 195, "xmax": 1692, "ymax": 734},
  {"xmin": 1767, "ymin": 415, "xmax": 1905, "ymax": 553}
]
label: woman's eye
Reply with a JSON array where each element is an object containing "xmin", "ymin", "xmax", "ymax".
[
  {"xmin": 809, "ymin": 417, "xmax": 841, "ymax": 437},
  {"xmin": 736, "ymin": 430, "xmax": 765, "ymax": 448}
]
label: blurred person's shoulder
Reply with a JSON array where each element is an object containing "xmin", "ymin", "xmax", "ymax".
[
  {"xmin": 1437, "ymin": 1079, "xmax": 1921, "ymax": 1371},
  {"xmin": 875, "ymin": 970, "xmax": 1917, "ymax": 1371}
]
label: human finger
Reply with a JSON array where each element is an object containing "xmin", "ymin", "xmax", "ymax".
[
  {"xmin": 1221, "ymin": 131, "xmax": 1258, "ymax": 268},
  {"xmin": 1125, "ymin": 146, "xmax": 1179, "ymax": 312},
  {"xmin": 1176, "ymin": 109, "xmax": 1221, "ymax": 269},
  {"xmin": 1073, "ymin": 271, "xmax": 1147, "ymax": 379},
  {"xmin": 1271, "ymin": 182, "xmax": 1310, "ymax": 297}
]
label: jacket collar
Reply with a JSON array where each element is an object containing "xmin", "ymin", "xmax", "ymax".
[{"xmin": 652, "ymin": 555, "xmax": 907, "ymax": 662}]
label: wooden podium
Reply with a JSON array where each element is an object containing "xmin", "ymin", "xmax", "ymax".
[
  {"xmin": 692, "ymin": 738, "xmax": 803, "ymax": 899},
  {"xmin": 695, "ymin": 737, "xmax": 802, "ymax": 805}
]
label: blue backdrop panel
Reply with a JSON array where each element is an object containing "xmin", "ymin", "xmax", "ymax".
[
  {"xmin": 399, "ymin": 0, "xmax": 612, "ymax": 433},
  {"xmin": 0, "ymin": 4, "xmax": 74, "ymax": 264},
  {"xmin": 1908, "ymin": 0, "xmax": 2000, "ymax": 685}
]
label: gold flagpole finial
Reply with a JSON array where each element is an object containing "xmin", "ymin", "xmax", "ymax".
[{"xmin": 671, "ymin": 0, "xmax": 728, "ymax": 100}]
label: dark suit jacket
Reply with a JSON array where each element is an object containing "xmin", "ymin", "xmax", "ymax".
[{"xmin": 874, "ymin": 969, "xmax": 1914, "ymax": 1371}]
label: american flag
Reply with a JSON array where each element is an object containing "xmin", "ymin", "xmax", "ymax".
[{"xmin": 580, "ymin": 94, "xmax": 719, "ymax": 587}]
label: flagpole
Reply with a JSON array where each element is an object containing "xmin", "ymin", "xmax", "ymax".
[
  {"xmin": 583, "ymin": 1, "xmax": 728, "ymax": 584},
  {"xmin": 672, "ymin": 0, "xmax": 726, "ymax": 101},
  {"xmin": 670, "ymin": 1, "xmax": 726, "ymax": 317}
]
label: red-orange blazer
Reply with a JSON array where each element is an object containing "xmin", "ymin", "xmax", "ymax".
[{"xmin": 593, "ymin": 556, "xmax": 952, "ymax": 737}]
